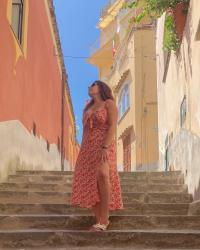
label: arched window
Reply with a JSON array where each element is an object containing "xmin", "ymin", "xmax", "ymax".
[{"xmin": 118, "ymin": 83, "xmax": 130, "ymax": 120}]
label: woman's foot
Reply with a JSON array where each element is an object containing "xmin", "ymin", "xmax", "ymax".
[
  {"xmin": 88, "ymin": 222, "xmax": 100, "ymax": 231},
  {"xmin": 89, "ymin": 220, "xmax": 110, "ymax": 231}
]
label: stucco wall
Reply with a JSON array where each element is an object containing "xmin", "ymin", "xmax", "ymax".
[
  {"xmin": 168, "ymin": 128, "xmax": 200, "ymax": 201},
  {"xmin": 0, "ymin": 0, "xmax": 77, "ymax": 174},
  {"xmin": 0, "ymin": 120, "xmax": 70, "ymax": 182},
  {"xmin": 104, "ymin": 28, "xmax": 158, "ymax": 171},
  {"xmin": 156, "ymin": 0, "xmax": 200, "ymax": 199}
]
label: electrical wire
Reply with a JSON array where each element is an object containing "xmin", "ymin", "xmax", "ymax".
[{"xmin": 54, "ymin": 54, "xmax": 159, "ymax": 60}]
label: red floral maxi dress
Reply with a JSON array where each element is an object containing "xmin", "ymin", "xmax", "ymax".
[{"xmin": 70, "ymin": 101, "xmax": 124, "ymax": 210}]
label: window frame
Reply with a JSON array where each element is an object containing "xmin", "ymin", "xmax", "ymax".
[
  {"xmin": 11, "ymin": 0, "xmax": 24, "ymax": 45},
  {"xmin": 118, "ymin": 82, "xmax": 130, "ymax": 121}
]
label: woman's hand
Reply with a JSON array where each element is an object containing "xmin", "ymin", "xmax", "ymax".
[{"xmin": 101, "ymin": 148, "xmax": 108, "ymax": 163}]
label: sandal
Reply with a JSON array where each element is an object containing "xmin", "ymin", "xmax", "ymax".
[
  {"xmin": 88, "ymin": 222, "xmax": 101, "ymax": 231},
  {"xmin": 89, "ymin": 220, "xmax": 110, "ymax": 231}
]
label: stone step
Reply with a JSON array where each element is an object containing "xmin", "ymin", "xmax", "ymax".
[
  {"xmin": 0, "ymin": 229, "xmax": 200, "ymax": 249},
  {"xmin": 0, "ymin": 182, "xmax": 188, "ymax": 193},
  {"xmin": 3, "ymin": 248, "xmax": 193, "ymax": 250},
  {"xmin": 8, "ymin": 174, "xmax": 184, "ymax": 185},
  {"xmin": 0, "ymin": 191, "xmax": 193, "ymax": 204},
  {"xmin": 0, "ymin": 203, "xmax": 190, "ymax": 215},
  {"xmin": 0, "ymin": 214, "xmax": 200, "ymax": 231},
  {"xmin": 15, "ymin": 170, "xmax": 183, "ymax": 180},
  {"xmin": 8, "ymin": 174, "xmax": 74, "ymax": 183},
  {"xmin": 16, "ymin": 170, "xmax": 182, "ymax": 178},
  {"xmin": 119, "ymin": 177, "xmax": 184, "ymax": 185},
  {"xmin": 2, "ymin": 248, "xmax": 195, "ymax": 250}
]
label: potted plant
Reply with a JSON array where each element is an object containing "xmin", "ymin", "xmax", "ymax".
[
  {"xmin": 124, "ymin": 0, "xmax": 190, "ymax": 51},
  {"xmin": 125, "ymin": 0, "xmax": 189, "ymax": 20},
  {"xmin": 170, "ymin": 1, "xmax": 189, "ymax": 40}
]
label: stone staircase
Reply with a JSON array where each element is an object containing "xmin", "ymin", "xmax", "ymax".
[{"xmin": 0, "ymin": 170, "xmax": 200, "ymax": 249}]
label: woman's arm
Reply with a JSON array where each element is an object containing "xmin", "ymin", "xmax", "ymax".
[{"xmin": 102, "ymin": 99, "xmax": 118, "ymax": 147}]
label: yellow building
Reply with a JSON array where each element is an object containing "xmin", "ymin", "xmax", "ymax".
[{"xmin": 88, "ymin": 0, "xmax": 159, "ymax": 171}]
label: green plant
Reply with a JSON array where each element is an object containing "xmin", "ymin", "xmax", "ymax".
[
  {"xmin": 124, "ymin": 0, "xmax": 189, "ymax": 22},
  {"xmin": 124, "ymin": 0, "xmax": 189, "ymax": 51},
  {"xmin": 163, "ymin": 14, "xmax": 180, "ymax": 51}
]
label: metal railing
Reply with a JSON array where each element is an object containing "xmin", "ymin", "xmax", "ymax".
[
  {"xmin": 100, "ymin": 0, "xmax": 133, "ymax": 18},
  {"xmin": 100, "ymin": 0, "xmax": 119, "ymax": 18}
]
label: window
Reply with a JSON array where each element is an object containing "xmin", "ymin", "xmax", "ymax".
[
  {"xmin": 11, "ymin": 0, "xmax": 24, "ymax": 44},
  {"xmin": 180, "ymin": 95, "xmax": 187, "ymax": 127},
  {"xmin": 118, "ymin": 83, "xmax": 130, "ymax": 120}
]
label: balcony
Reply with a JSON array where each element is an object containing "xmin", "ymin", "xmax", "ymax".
[
  {"xmin": 100, "ymin": 0, "xmax": 119, "ymax": 18},
  {"xmin": 98, "ymin": 0, "xmax": 127, "ymax": 29}
]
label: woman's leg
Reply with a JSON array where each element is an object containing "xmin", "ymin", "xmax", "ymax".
[
  {"xmin": 92, "ymin": 201, "xmax": 101, "ymax": 223},
  {"xmin": 96, "ymin": 162, "xmax": 111, "ymax": 225}
]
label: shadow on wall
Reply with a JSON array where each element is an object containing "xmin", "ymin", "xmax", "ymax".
[
  {"xmin": 184, "ymin": 1, "xmax": 193, "ymax": 78},
  {"xmin": 176, "ymin": 1, "xmax": 193, "ymax": 79},
  {"xmin": 0, "ymin": 120, "xmax": 70, "ymax": 182},
  {"xmin": 194, "ymin": 178, "xmax": 200, "ymax": 201},
  {"xmin": 168, "ymin": 128, "xmax": 200, "ymax": 202}
]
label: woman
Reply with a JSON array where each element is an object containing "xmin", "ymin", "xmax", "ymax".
[{"xmin": 70, "ymin": 80, "xmax": 124, "ymax": 231}]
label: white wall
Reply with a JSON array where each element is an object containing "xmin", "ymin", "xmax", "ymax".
[
  {"xmin": 0, "ymin": 120, "xmax": 70, "ymax": 182},
  {"xmin": 156, "ymin": 0, "xmax": 200, "ymax": 200}
]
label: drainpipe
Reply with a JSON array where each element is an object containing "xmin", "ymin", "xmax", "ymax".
[{"xmin": 61, "ymin": 69, "xmax": 65, "ymax": 171}]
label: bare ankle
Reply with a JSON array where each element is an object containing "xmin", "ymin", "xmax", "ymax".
[
  {"xmin": 95, "ymin": 217, "xmax": 100, "ymax": 224},
  {"xmin": 100, "ymin": 218, "xmax": 109, "ymax": 225}
]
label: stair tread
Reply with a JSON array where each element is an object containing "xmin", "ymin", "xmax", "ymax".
[
  {"xmin": 1, "ymin": 182, "xmax": 185, "ymax": 186},
  {"xmin": 0, "ymin": 202, "xmax": 190, "ymax": 204},
  {"xmin": 0, "ymin": 214, "xmax": 197, "ymax": 217},
  {"xmin": 0, "ymin": 190, "xmax": 189, "ymax": 194},
  {"xmin": 0, "ymin": 228, "xmax": 200, "ymax": 233},
  {"xmin": 0, "ymin": 214, "xmax": 197, "ymax": 218},
  {"xmin": 16, "ymin": 170, "xmax": 182, "ymax": 173},
  {"xmin": 3, "ymin": 248, "xmax": 196, "ymax": 250}
]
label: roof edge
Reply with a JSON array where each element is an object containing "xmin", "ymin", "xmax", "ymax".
[{"xmin": 47, "ymin": 0, "xmax": 77, "ymax": 138}]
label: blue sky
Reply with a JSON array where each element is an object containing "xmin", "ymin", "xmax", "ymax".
[{"xmin": 53, "ymin": 0, "xmax": 108, "ymax": 143}]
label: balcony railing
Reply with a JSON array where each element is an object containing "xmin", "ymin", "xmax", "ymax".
[
  {"xmin": 101, "ymin": 21, "xmax": 157, "ymax": 81},
  {"xmin": 100, "ymin": 0, "xmax": 119, "ymax": 18},
  {"xmin": 100, "ymin": 0, "xmax": 133, "ymax": 18}
]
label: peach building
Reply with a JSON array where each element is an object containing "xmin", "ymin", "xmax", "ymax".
[{"xmin": 0, "ymin": 0, "xmax": 79, "ymax": 181}]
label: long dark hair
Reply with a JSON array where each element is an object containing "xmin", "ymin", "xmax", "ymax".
[{"xmin": 84, "ymin": 80, "xmax": 115, "ymax": 112}]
